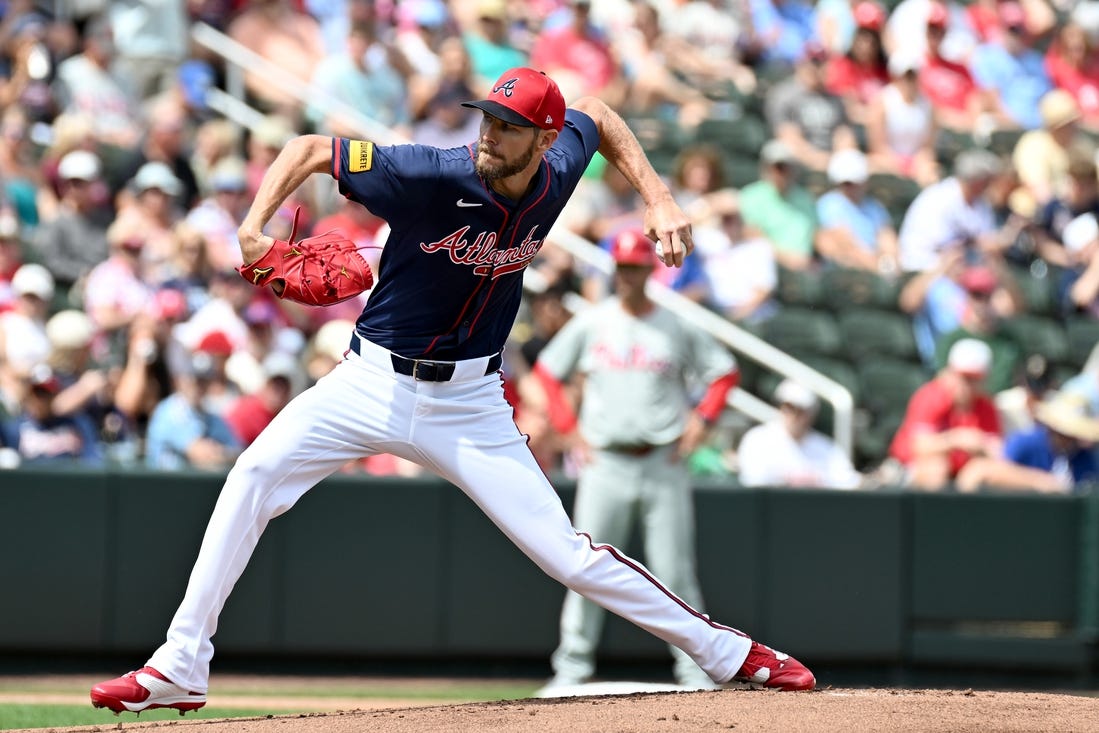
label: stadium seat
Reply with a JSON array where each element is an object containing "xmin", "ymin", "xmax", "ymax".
[
  {"xmin": 1003, "ymin": 315, "xmax": 1070, "ymax": 365},
  {"xmin": 761, "ymin": 306, "xmax": 842, "ymax": 358},
  {"xmin": 856, "ymin": 358, "xmax": 928, "ymax": 418},
  {"xmin": 723, "ymin": 152, "xmax": 762, "ymax": 188},
  {"xmin": 987, "ymin": 129, "xmax": 1025, "ymax": 157},
  {"xmin": 819, "ymin": 268, "xmax": 903, "ymax": 311},
  {"xmin": 693, "ymin": 115, "xmax": 768, "ymax": 158},
  {"xmin": 1009, "ymin": 268, "xmax": 1056, "ymax": 316},
  {"xmin": 775, "ymin": 266, "xmax": 824, "ymax": 308},
  {"xmin": 837, "ymin": 307, "xmax": 919, "ymax": 361},
  {"xmin": 1065, "ymin": 316, "xmax": 1099, "ymax": 369},
  {"xmin": 866, "ymin": 173, "xmax": 921, "ymax": 228},
  {"xmin": 856, "ymin": 408, "xmax": 906, "ymax": 469},
  {"xmin": 626, "ymin": 115, "xmax": 686, "ymax": 175}
]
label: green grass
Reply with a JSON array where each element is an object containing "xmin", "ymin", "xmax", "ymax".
[
  {"xmin": 1, "ymin": 704, "xmax": 279, "ymax": 730},
  {"xmin": 0, "ymin": 680, "xmax": 542, "ymax": 730}
]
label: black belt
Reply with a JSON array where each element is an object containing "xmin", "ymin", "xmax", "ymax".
[
  {"xmin": 350, "ymin": 336, "xmax": 502, "ymax": 382},
  {"xmin": 603, "ymin": 444, "xmax": 661, "ymax": 456}
]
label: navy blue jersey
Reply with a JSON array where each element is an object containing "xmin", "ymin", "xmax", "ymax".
[{"xmin": 332, "ymin": 109, "xmax": 599, "ymax": 360}]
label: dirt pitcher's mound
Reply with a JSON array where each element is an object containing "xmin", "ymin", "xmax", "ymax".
[{"xmin": 14, "ymin": 688, "xmax": 1099, "ymax": 733}]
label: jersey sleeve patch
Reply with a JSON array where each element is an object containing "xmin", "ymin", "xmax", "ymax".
[{"xmin": 349, "ymin": 140, "xmax": 374, "ymax": 173}]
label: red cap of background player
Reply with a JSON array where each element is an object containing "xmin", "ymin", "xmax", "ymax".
[
  {"xmin": 462, "ymin": 67, "xmax": 566, "ymax": 132},
  {"xmin": 611, "ymin": 229, "xmax": 659, "ymax": 267}
]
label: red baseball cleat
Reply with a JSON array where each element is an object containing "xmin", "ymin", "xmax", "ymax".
[
  {"xmin": 90, "ymin": 667, "xmax": 206, "ymax": 714},
  {"xmin": 732, "ymin": 641, "xmax": 816, "ymax": 691}
]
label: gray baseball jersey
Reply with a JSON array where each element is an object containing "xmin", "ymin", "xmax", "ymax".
[{"xmin": 537, "ymin": 297, "xmax": 735, "ymax": 448}]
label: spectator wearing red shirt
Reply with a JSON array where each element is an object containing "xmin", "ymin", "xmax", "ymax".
[
  {"xmin": 1045, "ymin": 22, "xmax": 1099, "ymax": 134},
  {"xmin": 0, "ymin": 212, "xmax": 23, "ymax": 312},
  {"xmin": 919, "ymin": 2, "xmax": 985, "ymax": 132},
  {"xmin": 889, "ymin": 338, "xmax": 1003, "ymax": 489},
  {"xmin": 528, "ymin": 0, "xmax": 624, "ymax": 106},
  {"xmin": 224, "ymin": 353, "xmax": 297, "ymax": 447},
  {"xmin": 824, "ymin": 1, "xmax": 890, "ymax": 125}
]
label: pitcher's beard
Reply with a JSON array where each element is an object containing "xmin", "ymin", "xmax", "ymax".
[{"xmin": 475, "ymin": 140, "xmax": 537, "ymax": 181}]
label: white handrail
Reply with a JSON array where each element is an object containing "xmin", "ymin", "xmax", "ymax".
[
  {"xmin": 189, "ymin": 22, "xmax": 410, "ymax": 146},
  {"xmin": 547, "ymin": 227, "xmax": 856, "ymax": 458}
]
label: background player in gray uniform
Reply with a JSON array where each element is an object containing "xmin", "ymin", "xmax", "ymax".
[{"xmin": 535, "ymin": 228, "xmax": 740, "ymax": 691}]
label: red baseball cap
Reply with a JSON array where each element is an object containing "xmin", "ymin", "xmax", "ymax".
[
  {"xmin": 926, "ymin": 1, "xmax": 949, "ymax": 27},
  {"xmin": 611, "ymin": 229, "xmax": 659, "ymax": 267},
  {"xmin": 1000, "ymin": 1, "xmax": 1026, "ymax": 29},
  {"xmin": 959, "ymin": 266, "xmax": 998, "ymax": 295},
  {"xmin": 462, "ymin": 67, "xmax": 566, "ymax": 132},
  {"xmin": 854, "ymin": 1, "xmax": 887, "ymax": 31}
]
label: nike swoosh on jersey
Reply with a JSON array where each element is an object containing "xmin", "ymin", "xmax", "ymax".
[{"xmin": 456, "ymin": 199, "xmax": 482, "ymax": 207}]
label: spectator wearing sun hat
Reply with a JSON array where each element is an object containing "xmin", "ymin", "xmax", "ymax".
[
  {"xmin": 44, "ymin": 309, "xmax": 109, "ymax": 419},
  {"xmin": 815, "ymin": 148, "xmax": 899, "ymax": 272},
  {"xmin": 955, "ymin": 391, "xmax": 1099, "ymax": 494},
  {"xmin": 889, "ymin": 338, "xmax": 1003, "ymax": 489},
  {"xmin": 1012, "ymin": 89, "xmax": 1096, "ymax": 209}
]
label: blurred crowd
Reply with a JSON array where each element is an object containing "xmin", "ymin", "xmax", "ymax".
[{"xmin": 4, "ymin": 0, "xmax": 1099, "ymax": 494}]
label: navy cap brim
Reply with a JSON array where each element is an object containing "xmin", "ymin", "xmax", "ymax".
[{"xmin": 461, "ymin": 99, "xmax": 536, "ymax": 127}]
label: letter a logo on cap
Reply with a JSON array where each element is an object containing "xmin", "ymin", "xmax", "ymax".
[{"xmin": 493, "ymin": 78, "xmax": 518, "ymax": 97}]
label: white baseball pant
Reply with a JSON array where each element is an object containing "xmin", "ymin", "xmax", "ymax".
[{"xmin": 147, "ymin": 337, "xmax": 751, "ymax": 691}]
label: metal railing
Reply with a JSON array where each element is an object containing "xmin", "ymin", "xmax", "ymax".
[
  {"xmin": 189, "ymin": 19, "xmax": 854, "ymax": 456},
  {"xmin": 189, "ymin": 22, "xmax": 409, "ymax": 146}
]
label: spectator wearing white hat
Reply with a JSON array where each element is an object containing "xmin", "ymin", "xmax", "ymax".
[
  {"xmin": 1057, "ymin": 210, "xmax": 1099, "ymax": 319},
  {"xmin": 737, "ymin": 378, "xmax": 863, "ymax": 489},
  {"xmin": 32, "ymin": 149, "xmax": 112, "ymax": 301},
  {"xmin": 815, "ymin": 148, "xmax": 899, "ymax": 273},
  {"xmin": 896, "ymin": 147, "xmax": 1003, "ymax": 273},
  {"xmin": 185, "ymin": 157, "xmax": 251, "ymax": 271},
  {"xmin": 888, "ymin": 338, "xmax": 1003, "ymax": 489},
  {"xmin": 739, "ymin": 140, "xmax": 821, "ymax": 271},
  {"xmin": 0, "ymin": 264, "xmax": 55, "ymax": 376},
  {"xmin": 110, "ymin": 97, "xmax": 200, "ymax": 210},
  {"xmin": 0, "ymin": 263, "xmax": 55, "ymax": 424},
  {"xmin": 866, "ymin": 50, "xmax": 940, "ymax": 186},
  {"xmin": 117, "ymin": 161, "xmax": 185, "ymax": 286},
  {"xmin": 1030, "ymin": 156, "xmax": 1099, "ymax": 283}
]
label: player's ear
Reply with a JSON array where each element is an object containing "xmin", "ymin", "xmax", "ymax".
[{"xmin": 536, "ymin": 129, "xmax": 558, "ymax": 153}]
